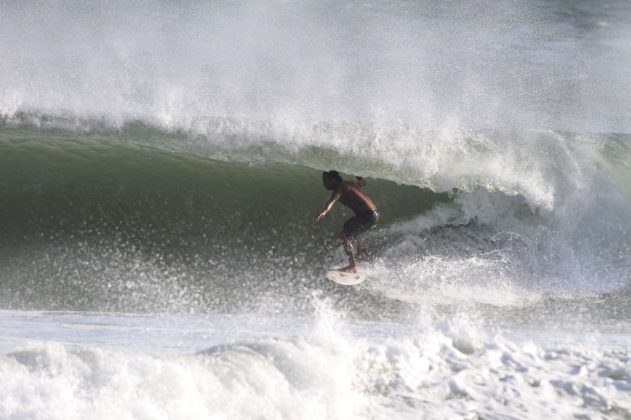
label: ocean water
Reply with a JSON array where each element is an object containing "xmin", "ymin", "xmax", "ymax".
[{"xmin": 1, "ymin": 0, "xmax": 631, "ymax": 418}]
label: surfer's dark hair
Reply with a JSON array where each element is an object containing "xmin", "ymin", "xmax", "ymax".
[{"xmin": 323, "ymin": 170, "xmax": 343, "ymax": 182}]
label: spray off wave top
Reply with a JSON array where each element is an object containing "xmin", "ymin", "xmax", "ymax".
[{"xmin": 2, "ymin": 0, "xmax": 631, "ymax": 131}]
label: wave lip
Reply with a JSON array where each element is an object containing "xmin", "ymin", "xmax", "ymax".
[{"xmin": 1, "ymin": 113, "xmax": 612, "ymax": 209}]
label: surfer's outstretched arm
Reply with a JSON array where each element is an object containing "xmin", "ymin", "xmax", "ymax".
[{"xmin": 315, "ymin": 191, "xmax": 341, "ymax": 221}]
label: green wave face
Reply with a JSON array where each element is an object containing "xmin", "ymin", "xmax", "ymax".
[{"xmin": 0, "ymin": 129, "xmax": 446, "ymax": 312}]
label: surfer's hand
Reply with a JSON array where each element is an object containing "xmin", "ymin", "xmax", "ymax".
[{"xmin": 315, "ymin": 212, "xmax": 326, "ymax": 222}]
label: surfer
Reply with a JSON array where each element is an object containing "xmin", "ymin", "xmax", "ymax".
[{"xmin": 315, "ymin": 170, "xmax": 379, "ymax": 273}]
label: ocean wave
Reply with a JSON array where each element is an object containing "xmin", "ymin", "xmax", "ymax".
[{"xmin": 1, "ymin": 120, "xmax": 631, "ymax": 311}]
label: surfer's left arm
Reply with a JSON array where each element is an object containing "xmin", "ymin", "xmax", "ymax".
[{"xmin": 315, "ymin": 190, "xmax": 342, "ymax": 222}]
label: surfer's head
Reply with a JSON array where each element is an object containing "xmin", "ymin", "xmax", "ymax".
[{"xmin": 322, "ymin": 170, "xmax": 343, "ymax": 190}]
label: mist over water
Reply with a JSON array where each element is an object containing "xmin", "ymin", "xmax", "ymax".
[{"xmin": 2, "ymin": 0, "xmax": 631, "ymax": 131}]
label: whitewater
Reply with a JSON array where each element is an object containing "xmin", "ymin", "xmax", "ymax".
[{"xmin": 1, "ymin": 0, "xmax": 631, "ymax": 419}]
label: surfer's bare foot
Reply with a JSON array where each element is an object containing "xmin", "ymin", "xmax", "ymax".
[{"xmin": 339, "ymin": 265, "xmax": 357, "ymax": 273}]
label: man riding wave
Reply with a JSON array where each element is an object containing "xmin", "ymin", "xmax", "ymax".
[{"xmin": 315, "ymin": 170, "xmax": 379, "ymax": 272}]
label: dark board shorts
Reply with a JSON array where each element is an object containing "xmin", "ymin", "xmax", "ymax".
[{"xmin": 342, "ymin": 210, "xmax": 379, "ymax": 239}]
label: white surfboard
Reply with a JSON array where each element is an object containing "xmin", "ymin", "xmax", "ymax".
[{"xmin": 326, "ymin": 267, "xmax": 367, "ymax": 285}]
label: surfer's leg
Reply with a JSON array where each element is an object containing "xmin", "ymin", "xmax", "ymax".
[
  {"xmin": 340, "ymin": 232, "xmax": 357, "ymax": 272},
  {"xmin": 355, "ymin": 239, "xmax": 369, "ymax": 261},
  {"xmin": 345, "ymin": 211, "xmax": 378, "ymax": 262}
]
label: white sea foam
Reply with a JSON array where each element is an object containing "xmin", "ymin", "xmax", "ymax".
[{"xmin": 0, "ymin": 310, "xmax": 629, "ymax": 420}]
